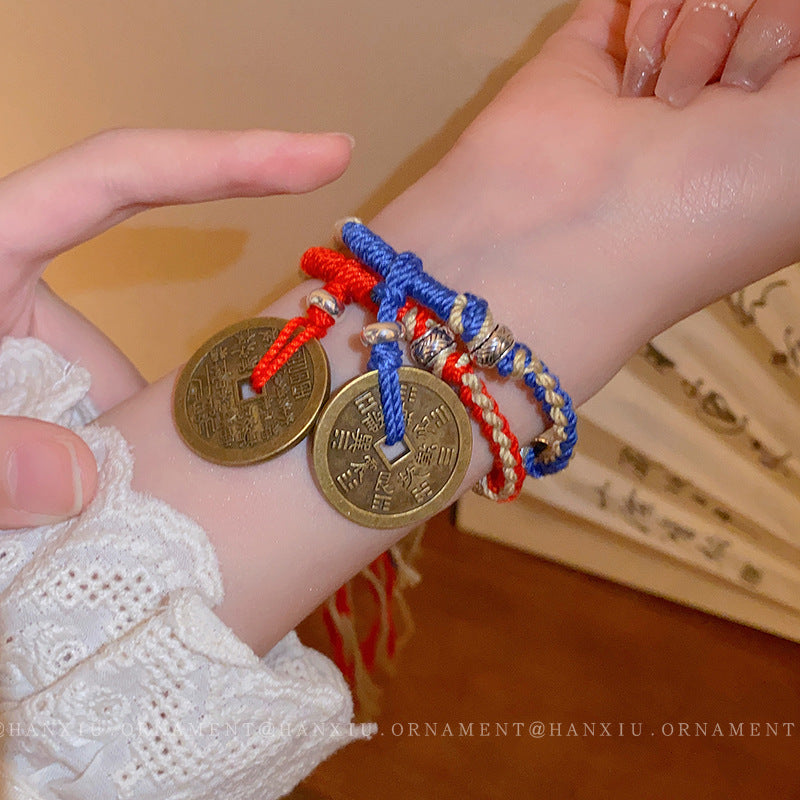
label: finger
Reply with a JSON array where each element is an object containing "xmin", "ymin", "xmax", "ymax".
[
  {"xmin": 539, "ymin": 0, "xmax": 633, "ymax": 94},
  {"xmin": 0, "ymin": 417, "xmax": 97, "ymax": 529},
  {"xmin": 655, "ymin": 1, "xmax": 753, "ymax": 107},
  {"xmin": 721, "ymin": 0, "xmax": 800, "ymax": 90},
  {"xmin": 621, "ymin": 1, "xmax": 683, "ymax": 96},
  {"xmin": 0, "ymin": 128, "xmax": 353, "ymax": 274}
]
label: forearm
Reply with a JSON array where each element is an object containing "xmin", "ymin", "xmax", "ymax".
[
  {"xmin": 99, "ymin": 145, "xmax": 628, "ymax": 657},
  {"xmin": 98, "ymin": 58, "xmax": 800, "ymax": 658}
]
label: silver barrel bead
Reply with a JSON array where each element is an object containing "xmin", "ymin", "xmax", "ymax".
[
  {"xmin": 410, "ymin": 324, "xmax": 456, "ymax": 368},
  {"xmin": 360, "ymin": 321, "xmax": 406, "ymax": 347},
  {"xmin": 469, "ymin": 323, "xmax": 515, "ymax": 368},
  {"xmin": 307, "ymin": 288, "xmax": 345, "ymax": 319}
]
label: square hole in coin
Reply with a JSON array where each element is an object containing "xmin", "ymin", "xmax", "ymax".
[
  {"xmin": 238, "ymin": 377, "xmax": 259, "ymax": 401},
  {"xmin": 375, "ymin": 436, "xmax": 412, "ymax": 468}
]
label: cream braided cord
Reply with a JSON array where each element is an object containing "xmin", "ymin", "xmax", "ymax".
[
  {"xmin": 401, "ymin": 309, "xmax": 522, "ymax": 501},
  {"xmin": 448, "ymin": 294, "xmax": 568, "ymax": 458}
]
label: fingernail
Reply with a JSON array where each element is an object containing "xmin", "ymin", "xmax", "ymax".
[
  {"xmin": 621, "ymin": 6, "xmax": 680, "ymax": 97},
  {"xmin": 655, "ymin": 3, "xmax": 738, "ymax": 107},
  {"xmin": 722, "ymin": 16, "xmax": 796, "ymax": 91},
  {"xmin": 622, "ymin": 37, "xmax": 663, "ymax": 97},
  {"xmin": 333, "ymin": 132, "xmax": 356, "ymax": 149},
  {"xmin": 6, "ymin": 439, "xmax": 83, "ymax": 519}
]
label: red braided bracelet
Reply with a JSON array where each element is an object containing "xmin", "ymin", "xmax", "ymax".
[{"xmin": 251, "ymin": 247, "xmax": 526, "ymax": 502}]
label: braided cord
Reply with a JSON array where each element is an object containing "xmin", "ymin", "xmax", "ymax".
[
  {"xmin": 367, "ymin": 251, "xmax": 422, "ymax": 445},
  {"xmin": 340, "ymin": 221, "xmax": 577, "ymax": 475},
  {"xmin": 249, "ymin": 245, "xmax": 530, "ymax": 500},
  {"xmin": 249, "ymin": 256, "xmax": 368, "ymax": 391},
  {"xmin": 299, "ymin": 247, "xmax": 526, "ymax": 501},
  {"xmin": 397, "ymin": 304, "xmax": 524, "ymax": 500},
  {"xmin": 250, "ymin": 311, "xmax": 330, "ymax": 391}
]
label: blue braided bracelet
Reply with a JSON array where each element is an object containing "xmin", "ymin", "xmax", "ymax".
[{"xmin": 340, "ymin": 220, "xmax": 577, "ymax": 478}]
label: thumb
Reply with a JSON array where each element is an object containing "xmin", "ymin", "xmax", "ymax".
[{"xmin": 0, "ymin": 417, "xmax": 97, "ymax": 529}]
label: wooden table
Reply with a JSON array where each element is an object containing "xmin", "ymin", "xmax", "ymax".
[{"xmin": 294, "ymin": 511, "xmax": 800, "ymax": 800}]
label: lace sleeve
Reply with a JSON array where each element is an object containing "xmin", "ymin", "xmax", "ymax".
[{"xmin": 0, "ymin": 337, "xmax": 373, "ymax": 800}]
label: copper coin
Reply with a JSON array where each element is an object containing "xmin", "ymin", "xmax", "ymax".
[
  {"xmin": 312, "ymin": 366, "xmax": 472, "ymax": 528},
  {"xmin": 174, "ymin": 317, "xmax": 330, "ymax": 465}
]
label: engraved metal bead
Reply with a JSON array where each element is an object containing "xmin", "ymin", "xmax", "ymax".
[
  {"xmin": 307, "ymin": 288, "xmax": 345, "ymax": 319},
  {"xmin": 469, "ymin": 323, "xmax": 515, "ymax": 368},
  {"xmin": 410, "ymin": 324, "xmax": 457, "ymax": 368},
  {"xmin": 360, "ymin": 321, "xmax": 406, "ymax": 347}
]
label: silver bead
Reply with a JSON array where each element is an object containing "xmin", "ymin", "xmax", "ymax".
[
  {"xmin": 360, "ymin": 321, "xmax": 405, "ymax": 347},
  {"xmin": 410, "ymin": 324, "xmax": 456, "ymax": 368},
  {"xmin": 332, "ymin": 216, "xmax": 363, "ymax": 248},
  {"xmin": 307, "ymin": 288, "xmax": 345, "ymax": 319},
  {"xmin": 469, "ymin": 324, "xmax": 515, "ymax": 368}
]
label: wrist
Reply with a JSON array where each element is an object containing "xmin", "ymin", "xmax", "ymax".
[{"xmin": 366, "ymin": 134, "xmax": 649, "ymax": 410}]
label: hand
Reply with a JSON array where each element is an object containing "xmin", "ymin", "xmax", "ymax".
[
  {"xmin": 0, "ymin": 128, "xmax": 352, "ymax": 528},
  {"xmin": 94, "ymin": 0, "xmax": 800, "ymax": 656},
  {"xmin": 621, "ymin": 0, "xmax": 800, "ymax": 105},
  {"xmin": 370, "ymin": 0, "xmax": 800, "ymax": 407}
]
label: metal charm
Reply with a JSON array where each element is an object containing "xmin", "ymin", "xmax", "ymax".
[
  {"xmin": 360, "ymin": 321, "xmax": 405, "ymax": 347},
  {"xmin": 332, "ymin": 216, "xmax": 363, "ymax": 248},
  {"xmin": 173, "ymin": 317, "xmax": 330, "ymax": 466},
  {"xmin": 312, "ymin": 366, "xmax": 472, "ymax": 528},
  {"xmin": 521, "ymin": 426, "xmax": 562, "ymax": 466},
  {"xmin": 409, "ymin": 323, "xmax": 456, "ymax": 368},
  {"xmin": 307, "ymin": 288, "xmax": 345, "ymax": 319},
  {"xmin": 469, "ymin": 323, "xmax": 515, "ymax": 368}
]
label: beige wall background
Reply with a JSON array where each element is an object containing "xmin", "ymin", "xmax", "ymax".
[{"xmin": 1, "ymin": 0, "xmax": 571, "ymax": 381}]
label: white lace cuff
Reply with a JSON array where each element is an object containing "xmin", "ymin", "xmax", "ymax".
[{"xmin": 0, "ymin": 337, "xmax": 373, "ymax": 800}]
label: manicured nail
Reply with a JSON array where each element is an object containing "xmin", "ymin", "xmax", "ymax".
[
  {"xmin": 722, "ymin": 15, "xmax": 797, "ymax": 91},
  {"xmin": 5, "ymin": 438, "xmax": 83, "ymax": 519},
  {"xmin": 621, "ymin": 5, "xmax": 681, "ymax": 97},
  {"xmin": 655, "ymin": 3, "xmax": 739, "ymax": 107}
]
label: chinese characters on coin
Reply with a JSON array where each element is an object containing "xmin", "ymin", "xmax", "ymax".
[
  {"xmin": 313, "ymin": 367, "xmax": 472, "ymax": 528},
  {"xmin": 174, "ymin": 317, "xmax": 330, "ymax": 465}
]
